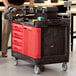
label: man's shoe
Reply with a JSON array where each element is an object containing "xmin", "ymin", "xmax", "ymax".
[{"xmin": 2, "ymin": 53, "xmax": 7, "ymax": 57}]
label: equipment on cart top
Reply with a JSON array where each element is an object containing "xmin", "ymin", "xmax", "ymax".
[{"xmin": 5, "ymin": 6, "xmax": 59, "ymax": 22}]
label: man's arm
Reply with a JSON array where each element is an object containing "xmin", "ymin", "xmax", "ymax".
[
  {"xmin": 3, "ymin": 0, "xmax": 34, "ymax": 7},
  {"xmin": 3, "ymin": 0, "xmax": 10, "ymax": 8},
  {"xmin": 30, "ymin": 0, "xmax": 34, "ymax": 6}
]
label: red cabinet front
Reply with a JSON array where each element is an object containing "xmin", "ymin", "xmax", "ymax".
[{"xmin": 12, "ymin": 23, "xmax": 41, "ymax": 59}]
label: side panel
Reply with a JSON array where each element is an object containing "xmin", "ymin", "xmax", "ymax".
[{"xmin": 23, "ymin": 25, "xmax": 41, "ymax": 59}]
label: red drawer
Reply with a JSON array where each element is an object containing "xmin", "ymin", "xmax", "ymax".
[
  {"xmin": 13, "ymin": 31, "xmax": 23, "ymax": 39},
  {"xmin": 12, "ymin": 44, "xmax": 24, "ymax": 54},
  {"xmin": 12, "ymin": 38, "xmax": 23, "ymax": 46},
  {"xmin": 12, "ymin": 23, "xmax": 23, "ymax": 32}
]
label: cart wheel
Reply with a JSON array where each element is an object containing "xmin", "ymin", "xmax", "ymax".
[
  {"xmin": 62, "ymin": 63, "xmax": 68, "ymax": 71},
  {"xmin": 14, "ymin": 58, "xmax": 18, "ymax": 66},
  {"xmin": 40, "ymin": 65, "xmax": 45, "ymax": 72},
  {"xmin": 34, "ymin": 65, "xmax": 40, "ymax": 74}
]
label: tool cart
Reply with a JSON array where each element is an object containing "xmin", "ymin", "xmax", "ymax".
[{"xmin": 6, "ymin": 6, "xmax": 70, "ymax": 74}]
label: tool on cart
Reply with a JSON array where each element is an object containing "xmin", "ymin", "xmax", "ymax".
[{"xmin": 5, "ymin": 6, "xmax": 59, "ymax": 21}]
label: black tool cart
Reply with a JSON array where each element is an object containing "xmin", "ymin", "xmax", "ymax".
[{"xmin": 6, "ymin": 6, "xmax": 70, "ymax": 74}]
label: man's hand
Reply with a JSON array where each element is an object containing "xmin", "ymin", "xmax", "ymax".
[
  {"xmin": 7, "ymin": 6, "xmax": 17, "ymax": 12},
  {"xmin": 4, "ymin": 6, "xmax": 17, "ymax": 20},
  {"xmin": 29, "ymin": 3, "xmax": 34, "ymax": 6}
]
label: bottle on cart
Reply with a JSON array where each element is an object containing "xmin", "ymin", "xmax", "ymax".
[{"xmin": 37, "ymin": 17, "xmax": 45, "ymax": 21}]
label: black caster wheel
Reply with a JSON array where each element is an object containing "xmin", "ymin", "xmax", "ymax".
[
  {"xmin": 14, "ymin": 58, "xmax": 18, "ymax": 66},
  {"xmin": 40, "ymin": 65, "xmax": 45, "ymax": 72},
  {"xmin": 62, "ymin": 63, "xmax": 68, "ymax": 71},
  {"xmin": 34, "ymin": 65, "xmax": 40, "ymax": 74}
]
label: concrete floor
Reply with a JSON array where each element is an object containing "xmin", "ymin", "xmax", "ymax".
[{"xmin": 0, "ymin": 39, "xmax": 76, "ymax": 76}]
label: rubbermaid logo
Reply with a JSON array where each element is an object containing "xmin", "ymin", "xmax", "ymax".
[{"xmin": 50, "ymin": 45, "xmax": 54, "ymax": 47}]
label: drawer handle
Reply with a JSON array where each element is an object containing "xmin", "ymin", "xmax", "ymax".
[
  {"xmin": 13, "ymin": 31, "xmax": 22, "ymax": 35},
  {"xmin": 13, "ymin": 45, "xmax": 21, "ymax": 49},
  {"xmin": 24, "ymin": 28, "xmax": 32, "ymax": 31},
  {"xmin": 24, "ymin": 26, "xmax": 32, "ymax": 31},
  {"xmin": 13, "ymin": 38, "xmax": 22, "ymax": 42}
]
